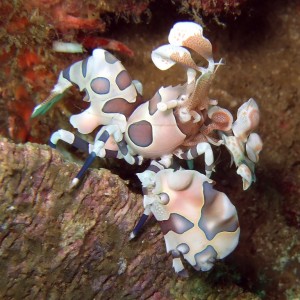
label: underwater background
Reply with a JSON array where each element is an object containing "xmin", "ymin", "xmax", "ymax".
[{"xmin": 0, "ymin": 0, "xmax": 299, "ymax": 299}]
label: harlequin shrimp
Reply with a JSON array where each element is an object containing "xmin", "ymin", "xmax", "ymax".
[
  {"xmin": 141, "ymin": 169, "xmax": 240, "ymax": 275},
  {"xmin": 32, "ymin": 22, "xmax": 220, "ymax": 186},
  {"xmin": 31, "ymin": 21, "xmax": 262, "ymax": 274},
  {"xmin": 31, "ymin": 21, "xmax": 262, "ymax": 187}
]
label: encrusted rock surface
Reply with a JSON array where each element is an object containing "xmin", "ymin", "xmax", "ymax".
[
  {"xmin": 0, "ymin": 138, "xmax": 165, "ymax": 299},
  {"xmin": 0, "ymin": 138, "xmax": 258, "ymax": 299}
]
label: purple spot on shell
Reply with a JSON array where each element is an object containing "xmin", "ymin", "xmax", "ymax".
[
  {"xmin": 91, "ymin": 77, "xmax": 110, "ymax": 94},
  {"xmin": 82, "ymin": 57, "xmax": 89, "ymax": 77},
  {"xmin": 63, "ymin": 66, "xmax": 71, "ymax": 81},
  {"xmin": 160, "ymin": 213, "xmax": 194, "ymax": 235},
  {"xmin": 148, "ymin": 91, "xmax": 162, "ymax": 115},
  {"xmin": 62, "ymin": 66, "xmax": 78, "ymax": 87},
  {"xmin": 103, "ymin": 98, "xmax": 139, "ymax": 119},
  {"xmin": 116, "ymin": 70, "xmax": 132, "ymax": 91},
  {"xmin": 198, "ymin": 182, "xmax": 239, "ymax": 241},
  {"xmin": 128, "ymin": 120, "xmax": 153, "ymax": 147},
  {"xmin": 194, "ymin": 245, "xmax": 217, "ymax": 271},
  {"xmin": 104, "ymin": 51, "xmax": 118, "ymax": 64}
]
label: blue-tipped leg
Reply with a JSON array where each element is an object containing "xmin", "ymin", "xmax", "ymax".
[
  {"xmin": 71, "ymin": 151, "xmax": 97, "ymax": 187},
  {"xmin": 130, "ymin": 213, "xmax": 149, "ymax": 240}
]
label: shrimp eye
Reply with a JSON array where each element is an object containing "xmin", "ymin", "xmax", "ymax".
[{"xmin": 159, "ymin": 193, "xmax": 170, "ymax": 205}]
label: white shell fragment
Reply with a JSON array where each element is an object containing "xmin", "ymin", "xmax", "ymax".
[{"xmin": 53, "ymin": 41, "xmax": 84, "ymax": 53}]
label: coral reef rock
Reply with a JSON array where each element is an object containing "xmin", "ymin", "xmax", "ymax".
[{"xmin": 0, "ymin": 138, "xmax": 259, "ymax": 299}]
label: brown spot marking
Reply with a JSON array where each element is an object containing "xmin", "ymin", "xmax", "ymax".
[
  {"xmin": 104, "ymin": 51, "xmax": 118, "ymax": 64},
  {"xmin": 210, "ymin": 109, "xmax": 232, "ymax": 131},
  {"xmin": 212, "ymin": 111, "xmax": 228, "ymax": 123},
  {"xmin": 184, "ymin": 35, "xmax": 212, "ymax": 61},
  {"xmin": 128, "ymin": 120, "xmax": 153, "ymax": 147},
  {"xmin": 170, "ymin": 52, "xmax": 198, "ymax": 70},
  {"xmin": 116, "ymin": 70, "xmax": 132, "ymax": 90},
  {"xmin": 90, "ymin": 77, "xmax": 110, "ymax": 94},
  {"xmin": 249, "ymin": 109, "xmax": 260, "ymax": 129},
  {"xmin": 242, "ymin": 108, "xmax": 259, "ymax": 138},
  {"xmin": 198, "ymin": 182, "xmax": 239, "ymax": 241},
  {"xmin": 102, "ymin": 95, "xmax": 144, "ymax": 119},
  {"xmin": 160, "ymin": 213, "xmax": 194, "ymax": 235},
  {"xmin": 148, "ymin": 91, "xmax": 162, "ymax": 115}
]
